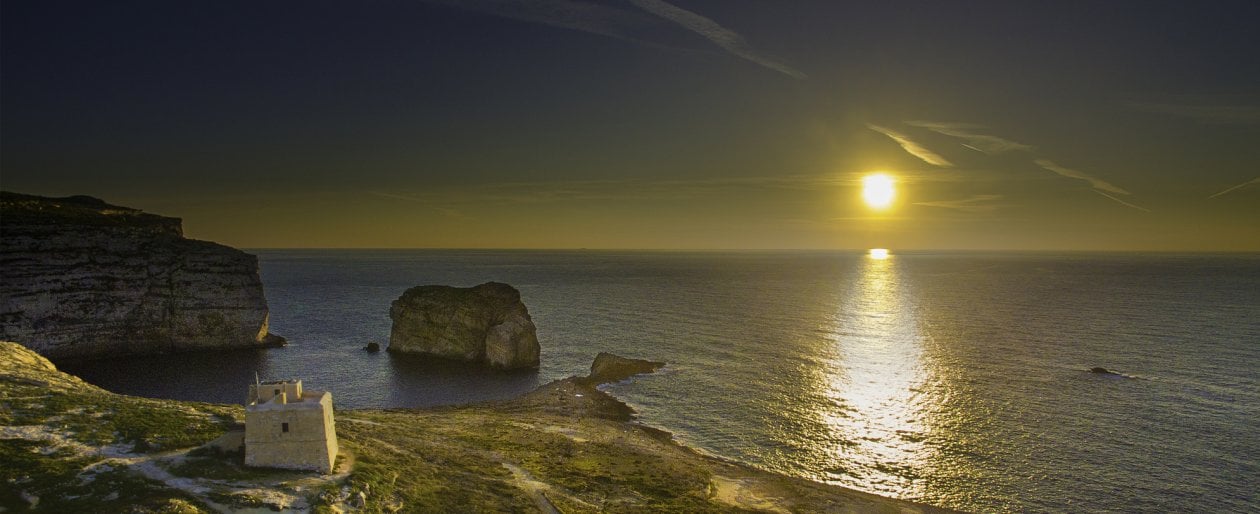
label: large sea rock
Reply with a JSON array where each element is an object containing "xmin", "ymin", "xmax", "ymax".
[
  {"xmin": 0, "ymin": 192, "xmax": 282, "ymax": 359},
  {"xmin": 388, "ymin": 282, "xmax": 540, "ymax": 370}
]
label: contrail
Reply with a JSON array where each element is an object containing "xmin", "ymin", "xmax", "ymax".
[
  {"xmin": 913, "ymin": 194, "xmax": 1003, "ymax": 212},
  {"xmin": 1033, "ymin": 159, "xmax": 1130, "ymax": 195},
  {"xmin": 1092, "ymin": 189, "xmax": 1151, "ymax": 212},
  {"xmin": 626, "ymin": 0, "xmax": 807, "ymax": 79},
  {"xmin": 1208, "ymin": 177, "xmax": 1260, "ymax": 198},
  {"xmin": 905, "ymin": 121, "xmax": 1034, "ymax": 154},
  {"xmin": 867, "ymin": 124, "xmax": 954, "ymax": 167}
]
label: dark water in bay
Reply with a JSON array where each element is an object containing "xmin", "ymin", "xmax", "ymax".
[{"xmin": 61, "ymin": 250, "xmax": 1260, "ymax": 512}]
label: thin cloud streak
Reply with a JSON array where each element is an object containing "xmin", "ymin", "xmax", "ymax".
[
  {"xmin": 867, "ymin": 124, "xmax": 954, "ymax": 167},
  {"xmin": 913, "ymin": 194, "xmax": 1004, "ymax": 213},
  {"xmin": 1033, "ymin": 159, "xmax": 1130, "ymax": 195},
  {"xmin": 1208, "ymin": 177, "xmax": 1260, "ymax": 198},
  {"xmin": 625, "ymin": 0, "xmax": 806, "ymax": 79},
  {"xmin": 1092, "ymin": 190, "xmax": 1151, "ymax": 212},
  {"xmin": 422, "ymin": 0, "xmax": 805, "ymax": 78},
  {"xmin": 906, "ymin": 121, "xmax": 1034, "ymax": 154}
]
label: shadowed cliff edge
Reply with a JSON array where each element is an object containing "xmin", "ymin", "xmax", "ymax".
[
  {"xmin": 0, "ymin": 192, "xmax": 284, "ymax": 359},
  {"xmin": 0, "ymin": 342, "xmax": 954, "ymax": 513}
]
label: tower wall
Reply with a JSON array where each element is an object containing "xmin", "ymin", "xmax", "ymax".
[{"xmin": 244, "ymin": 390, "xmax": 337, "ymax": 472}]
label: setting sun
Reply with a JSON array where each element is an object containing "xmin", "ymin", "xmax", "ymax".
[{"xmin": 862, "ymin": 174, "xmax": 896, "ymax": 209}]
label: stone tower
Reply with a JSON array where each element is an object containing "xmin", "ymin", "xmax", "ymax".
[{"xmin": 244, "ymin": 378, "xmax": 338, "ymax": 473}]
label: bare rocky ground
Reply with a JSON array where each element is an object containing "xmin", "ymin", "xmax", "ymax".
[{"xmin": 1, "ymin": 342, "xmax": 953, "ymax": 513}]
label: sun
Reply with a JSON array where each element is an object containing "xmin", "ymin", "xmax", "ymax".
[{"xmin": 862, "ymin": 174, "xmax": 896, "ymax": 209}]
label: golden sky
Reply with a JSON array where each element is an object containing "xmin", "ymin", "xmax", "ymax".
[{"xmin": 3, "ymin": 1, "xmax": 1258, "ymax": 250}]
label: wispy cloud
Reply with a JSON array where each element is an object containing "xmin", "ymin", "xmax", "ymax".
[
  {"xmin": 913, "ymin": 194, "xmax": 1004, "ymax": 213},
  {"xmin": 868, "ymin": 121, "xmax": 1148, "ymax": 211},
  {"xmin": 421, "ymin": 0, "xmax": 805, "ymax": 78},
  {"xmin": 1033, "ymin": 159, "xmax": 1148, "ymax": 211},
  {"xmin": 1092, "ymin": 190, "xmax": 1151, "ymax": 212},
  {"xmin": 1032, "ymin": 159, "xmax": 1130, "ymax": 195},
  {"xmin": 905, "ymin": 121, "xmax": 1034, "ymax": 154},
  {"xmin": 1129, "ymin": 102, "xmax": 1260, "ymax": 125},
  {"xmin": 625, "ymin": 0, "xmax": 806, "ymax": 79},
  {"xmin": 1208, "ymin": 177, "xmax": 1260, "ymax": 198},
  {"xmin": 866, "ymin": 124, "xmax": 954, "ymax": 167}
]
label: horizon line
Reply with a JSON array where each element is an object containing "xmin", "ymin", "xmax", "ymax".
[{"xmin": 236, "ymin": 247, "xmax": 1260, "ymax": 254}]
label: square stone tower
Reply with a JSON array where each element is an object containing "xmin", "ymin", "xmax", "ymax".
[{"xmin": 244, "ymin": 378, "xmax": 338, "ymax": 472}]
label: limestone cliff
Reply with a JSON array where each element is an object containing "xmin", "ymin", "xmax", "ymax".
[
  {"xmin": 0, "ymin": 192, "xmax": 282, "ymax": 359},
  {"xmin": 388, "ymin": 281, "xmax": 540, "ymax": 369}
]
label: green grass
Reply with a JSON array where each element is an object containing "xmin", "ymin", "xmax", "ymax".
[
  {"xmin": 0, "ymin": 440, "xmax": 212, "ymax": 514},
  {"xmin": 3, "ymin": 377, "xmax": 240, "ymax": 453}
]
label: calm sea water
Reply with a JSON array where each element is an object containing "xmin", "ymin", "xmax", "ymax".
[{"xmin": 62, "ymin": 250, "xmax": 1260, "ymax": 512}]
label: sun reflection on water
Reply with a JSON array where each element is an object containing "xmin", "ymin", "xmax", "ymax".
[{"xmin": 819, "ymin": 252, "xmax": 937, "ymax": 498}]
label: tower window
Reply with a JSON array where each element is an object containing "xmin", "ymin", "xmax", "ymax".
[{"xmin": 282, "ymin": 422, "xmax": 289, "ymax": 433}]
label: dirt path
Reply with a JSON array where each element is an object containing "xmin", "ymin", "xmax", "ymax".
[{"xmin": 499, "ymin": 462, "xmax": 561, "ymax": 514}]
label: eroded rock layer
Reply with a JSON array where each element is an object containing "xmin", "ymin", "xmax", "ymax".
[
  {"xmin": 388, "ymin": 281, "xmax": 540, "ymax": 369},
  {"xmin": 0, "ymin": 192, "xmax": 279, "ymax": 359}
]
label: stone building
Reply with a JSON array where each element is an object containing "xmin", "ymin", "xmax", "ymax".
[{"xmin": 244, "ymin": 378, "xmax": 338, "ymax": 472}]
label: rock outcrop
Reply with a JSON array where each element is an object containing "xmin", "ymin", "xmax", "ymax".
[
  {"xmin": 0, "ymin": 192, "xmax": 282, "ymax": 359},
  {"xmin": 587, "ymin": 352, "xmax": 666, "ymax": 385},
  {"xmin": 388, "ymin": 282, "xmax": 540, "ymax": 370}
]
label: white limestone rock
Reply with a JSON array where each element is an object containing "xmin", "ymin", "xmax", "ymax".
[
  {"xmin": 388, "ymin": 282, "xmax": 540, "ymax": 370},
  {"xmin": 0, "ymin": 192, "xmax": 282, "ymax": 359}
]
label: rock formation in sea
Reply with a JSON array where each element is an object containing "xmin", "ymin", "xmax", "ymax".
[
  {"xmin": 388, "ymin": 281, "xmax": 540, "ymax": 370},
  {"xmin": 0, "ymin": 192, "xmax": 282, "ymax": 359},
  {"xmin": 587, "ymin": 352, "xmax": 666, "ymax": 385}
]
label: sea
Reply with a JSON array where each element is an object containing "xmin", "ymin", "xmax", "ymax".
[{"xmin": 60, "ymin": 250, "xmax": 1260, "ymax": 512}]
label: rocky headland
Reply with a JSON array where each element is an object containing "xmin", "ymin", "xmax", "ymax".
[
  {"xmin": 388, "ymin": 281, "xmax": 541, "ymax": 370},
  {"xmin": 0, "ymin": 192, "xmax": 282, "ymax": 360},
  {"xmin": 0, "ymin": 341, "xmax": 952, "ymax": 513}
]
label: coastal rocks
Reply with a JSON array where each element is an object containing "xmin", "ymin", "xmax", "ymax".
[
  {"xmin": 1089, "ymin": 367, "xmax": 1134, "ymax": 379},
  {"xmin": 388, "ymin": 282, "xmax": 540, "ymax": 369},
  {"xmin": 364, "ymin": 342, "xmax": 381, "ymax": 352},
  {"xmin": 587, "ymin": 352, "xmax": 665, "ymax": 385},
  {"xmin": 0, "ymin": 192, "xmax": 281, "ymax": 359}
]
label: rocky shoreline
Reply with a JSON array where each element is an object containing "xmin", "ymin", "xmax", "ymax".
[{"xmin": 0, "ymin": 341, "xmax": 953, "ymax": 513}]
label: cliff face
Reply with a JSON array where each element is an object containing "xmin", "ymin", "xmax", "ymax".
[
  {"xmin": 0, "ymin": 192, "xmax": 280, "ymax": 360},
  {"xmin": 388, "ymin": 281, "xmax": 540, "ymax": 370}
]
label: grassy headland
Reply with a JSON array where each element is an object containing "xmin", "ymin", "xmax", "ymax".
[{"xmin": 1, "ymin": 342, "xmax": 952, "ymax": 513}]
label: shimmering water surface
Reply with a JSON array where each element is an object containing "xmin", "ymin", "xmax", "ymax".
[{"xmin": 62, "ymin": 250, "xmax": 1260, "ymax": 512}]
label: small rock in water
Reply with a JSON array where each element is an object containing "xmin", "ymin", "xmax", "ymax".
[
  {"xmin": 364, "ymin": 342, "xmax": 381, "ymax": 352},
  {"xmin": 588, "ymin": 352, "xmax": 665, "ymax": 385},
  {"xmin": 1089, "ymin": 367, "xmax": 1132, "ymax": 378}
]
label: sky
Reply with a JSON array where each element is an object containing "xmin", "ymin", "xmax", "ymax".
[{"xmin": 3, "ymin": 0, "xmax": 1258, "ymax": 250}]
